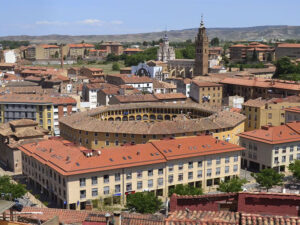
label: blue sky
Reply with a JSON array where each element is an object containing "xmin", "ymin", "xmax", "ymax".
[{"xmin": 0, "ymin": 0, "xmax": 299, "ymax": 36}]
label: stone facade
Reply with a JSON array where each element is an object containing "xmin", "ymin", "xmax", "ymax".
[
  {"xmin": 157, "ymin": 33, "xmax": 175, "ymax": 62},
  {"xmin": 194, "ymin": 18, "xmax": 209, "ymax": 76}
]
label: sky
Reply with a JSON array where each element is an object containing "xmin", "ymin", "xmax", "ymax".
[{"xmin": 0, "ymin": 0, "xmax": 299, "ymax": 36}]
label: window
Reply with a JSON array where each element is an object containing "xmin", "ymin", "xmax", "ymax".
[
  {"xmin": 148, "ymin": 170, "xmax": 153, "ymax": 177},
  {"xmin": 207, "ymin": 159, "xmax": 212, "ymax": 166},
  {"xmin": 92, "ymin": 188, "xmax": 98, "ymax": 197},
  {"xmin": 104, "ymin": 175, "xmax": 109, "ymax": 183},
  {"xmin": 268, "ymin": 113, "xmax": 272, "ymax": 119},
  {"xmin": 137, "ymin": 170, "xmax": 142, "ymax": 179},
  {"xmin": 282, "ymin": 146, "xmax": 286, "ymax": 154},
  {"xmin": 115, "ymin": 173, "xmax": 120, "ymax": 182},
  {"xmin": 216, "ymin": 157, "xmax": 221, "ymax": 165},
  {"xmin": 178, "ymin": 163, "xmax": 183, "ymax": 170},
  {"xmin": 198, "ymin": 161, "xmax": 203, "ymax": 167},
  {"xmin": 216, "ymin": 167, "xmax": 220, "ymax": 175},
  {"xmin": 275, "ymin": 147, "xmax": 279, "ymax": 154},
  {"xmin": 168, "ymin": 175, "xmax": 173, "ymax": 183},
  {"xmin": 297, "ymin": 154, "xmax": 300, "ymax": 160},
  {"xmin": 79, "ymin": 178, "xmax": 86, "ymax": 187},
  {"xmin": 168, "ymin": 165, "xmax": 174, "ymax": 172},
  {"xmin": 106, "ymin": 133, "xmax": 109, "ymax": 137},
  {"xmin": 225, "ymin": 156, "xmax": 230, "ymax": 163},
  {"xmin": 298, "ymin": 145, "xmax": 300, "ymax": 151},
  {"xmin": 137, "ymin": 181, "xmax": 143, "ymax": 189},
  {"xmin": 115, "ymin": 184, "xmax": 120, "ymax": 193},
  {"xmin": 103, "ymin": 186, "xmax": 109, "ymax": 195},
  {"xmin": 148, "ymin": 179, "xmax": 153, "ymax": 188},
  {"xmin": 92, "ymin": 176, "xmax": 97, "ymax": 185},
  {"xmin": 126, "ymin": 172, "xmax": 132, "ymax": 180},
  {"xmin": 233, "ymin": 165, "xmax": 238, "ymax": 172},
  {"xmin": 115, "ymin": 133, "xmax": 119, "ymax": 138},
  {"xmin": 178, "ymin": 173, "xmax": 183, "ymax": 181},
  {"xmin": 197, "ymin": 170, "xmax": 202, "ymax": 178},
  {"xmin": 274, "ymin": 157, "xmax": 279, "ymax": 163},
  {"xmin": 115, "ymin": 140, "xmax": 119, "ymax": 146},
  {"xmin": 158, "ymin": 168, "xmax": 163, "ymax": 175},
  {"xmin": 282, "ymin": 156, "xmax": 286, "ymax": 163},
  {"xmin": 126, "ymin": 183, "xmax": 132, "ymax": 191},
  {"xmin": 225, "ymin": 166, "xmax": 230, "ymax": 173},
  {"xmin": 94, "ymin": 139, "xmax": 98, "ymax": 145},
  {"xmin": 188, "ymin": 161, "xmax": 193, "ymax": 169},
  {"xmin": 94, "ymin": 132, "xmax": 98, "ymax": 137},
  {"xmin": 188, "ymin": 172, "xmax": 193, "ymax": 180},
  {"xmin": 234, "ymin": 155, "xmax": 238, "ymax": 162},
  {"xmin": 207, "ymin": 169, "xmax": 212, "ymax": 177},
  {"xmin": 290, "ymin": 146, "xmax": 294, "ymax": 153},
  {"xmin": 80, "ymin": 190, "xmax": 86, "ymax": 199},
  {"xmin": 105, "ymin": 141, "xmax": 109, "ymax": 146},
  {"xmin": 289, "ymin": 155, "xmax": 294, "ymax": 162},
  {"xmin": 158, "ymin": 178, "xmax": 163, "ymax": 186}
]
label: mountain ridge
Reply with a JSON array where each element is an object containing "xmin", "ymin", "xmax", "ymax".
[{"xmin": 1, "ymin": 25, "xmax": 300, "ymax": 43}]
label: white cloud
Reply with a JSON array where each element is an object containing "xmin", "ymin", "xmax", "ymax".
[
  {"xmin": 36, "ymin": 21, "xmax": 68, "ymax": 26},
  {"xmin": 110, "ymin": 20, "xmax": 123, "ymax": 25},
  {"xmin": 79, "ymin": 19, "xmax": 104, "ymax": 26}
]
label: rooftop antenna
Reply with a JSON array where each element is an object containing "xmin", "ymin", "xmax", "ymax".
[{"xmin": 200, "ymin": 13, "xmax": 204, "ymax": 28}]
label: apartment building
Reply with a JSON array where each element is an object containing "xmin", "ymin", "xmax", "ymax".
[
  {"xmin": 238, "ymin": 122, "xmax": 300, "ymax": 172},
  {"xmin": 80, "ymin": 67, "xmax": 104, "ymax": 79},
  {"xmin": 99, "ymin": 42, "xmax": 123, "ymax": 55},
  {"xmin": 190, "ymin": 81, "xmax": 223, "ymax": 106},
  {"xmin": 242, "ymin": 96, "xmax": 300, "ymax": 131},
  {"xmin": 0, "ymin": 119, "xmax": 48, "ymax": 173},
  {"xmin": 0, "ymin": 94, "xmax": 77, "ymax": 136},
  {"xmin": 275, "ymin": 43, "xmax": 300, "ymax": 60},
  {"xmin": 35, "ymin": 44, "xmax": 61, "ymax": 60},
  {"xmin": 285, "ymin": 106, "xmax": 300, "ymax": 123},
  {"xmin": 221, "ymin": 77, "xmax": 300, "ymax": 101},
  {"xmin": 65, "ymin": 43, "xmax": 95, "ymax": 59},
  {"xmin": 19, "ymin": 135, "xmax": 243, "ymax": 209}
]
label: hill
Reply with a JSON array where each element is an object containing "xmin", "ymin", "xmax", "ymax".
[{"xmin": 1, "ymin": 25, "xmax": 300, "ymax": 43}]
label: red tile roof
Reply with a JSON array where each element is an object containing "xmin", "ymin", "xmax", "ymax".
[
  {"xmin": 124, "ymin": 48, "xmax": 143, "ymax": 52},
  {"xmin": 40, "ymin": 44, "xmax": 59, "ymax": 48},
  {"xmin": 108, "ymin": 74, "xmax": 152, "ymax": 84},
  {"xmin": 277, "ymin": 43, "xmax": 300, "ymax": 48},
  {"xmin": 238, "ymin": 122, "xmax": 300, "ymax": 144},
  {"xmin": 19, "ymin": 136, "xmax": 242, "ymax": 176},
  {"xmin": 285, "ymin": 106, "xmax": 300, "ymax": 114},
  {"xmin": 192, "ymin": 81, "xmax": 222, "ymax": 87},
  {"xmin": 69, "ymin": 43, "xmax": 95, "ymax": 48},
  {"xmin": 154, "ymin": 93, "xmax": 187, "ymax": 100}
]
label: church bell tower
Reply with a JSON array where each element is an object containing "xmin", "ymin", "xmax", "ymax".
[{"xmin": 194, "ymin": 15, "xmax": 209, "ymax": 76}]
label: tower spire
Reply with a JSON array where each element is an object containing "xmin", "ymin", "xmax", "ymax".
[{"xmin": 200, "ymin": 14, "xmax": 204, "ymax": 28}]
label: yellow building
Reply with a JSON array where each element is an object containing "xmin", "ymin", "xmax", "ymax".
[
  {"xmin": 64, "ymin": 43, "xmax": 95, "ymax": 59},
  {"xmin": 0, "ymin": 94, "xmax": 77, "ymax": 136},
  {"xmin": 19, "ymin": 135, "xmax": 243, "ymax": 209},
  {"xmin": 189, "ymin": 81, "xmax": 223, "ymax": 106},
  {"xmin": 59, "ymin": 102, "xmax": 245, "ymax": 148},
  {"xmin": 35, "ymin": 44, "xmax": 60, "ymax": 60},
  {"xmin": 242, "ymin": 96, "xmax": 300, "ymax": 131}
]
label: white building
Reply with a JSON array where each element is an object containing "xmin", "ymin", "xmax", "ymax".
[
  {"xmin": 132, "ymin": 61, "xmax": 163, "ymax": 80},
  {"xmin": 4, "ymin": 50, "xmax": 17, "ymax": 63},
  {"xmin": 157, "ymin": 33, "xmax": 175, "ymax": 62}
]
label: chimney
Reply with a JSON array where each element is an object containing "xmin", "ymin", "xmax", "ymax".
[{"xmin": 113, "ymin": 212, "xmax": 121, "ymax": 225}]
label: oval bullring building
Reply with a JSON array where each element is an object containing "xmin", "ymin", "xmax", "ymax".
[{"xmin": 59, "ymin": 102, "xmax": 246, "ymax": 149}]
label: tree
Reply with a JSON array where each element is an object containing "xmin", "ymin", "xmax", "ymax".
[
  {"xmin": 239, "ymin": 64, "xmax": 244, "ymax": 71},
  {"xmin": 252, "ymin": 49, "xmax": 258, "ymax": 61},
  {"xmin": 267, "ymin": 53, "xmax": 273, "ymax": 62},
  {"xmin": 169, "ymin": 184, "xmax": 203, "ymax": 196},
  {"xmin": 217, "ymin": 177, "xmax": 247, "ymax": 193},
  {"xmin": 251, "ymin": 168, "xmax": 284, "ymax": 191},
  {"xmin": 210, "ymin": 37, "xmax": 220, "ymax": 46},
  {"xmin": 112, "ymin": 62, "xmax": 120, "ymax": 71},
  {"xmin": 54, "ymin": 51, "xmax": 59, "ymax": 58},
  {"xmin": 289, "ymin": 160, "xmax": 300, "ymax": 181},
  {"xmin": 273, "ymin": 56, "xmax": 297, "ymax": 78},
  {"xmin": 142, "ymin": 41, "xmax": 148, "ymax": 46},
  {"xmin": 0, "ymin": 176, "xmax": 26, "ymax": 200},
  {"xmin": 126, "ymin": 192, "xmax": 162, "ymax": 214}
]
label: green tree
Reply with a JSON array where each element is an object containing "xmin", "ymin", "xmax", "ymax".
[
  {"xmin": 124, "ymin": 47, "xmax": 158, "ymax": 66},
  {"xmin": 126, "ymin": 192, "xmax": 162, "ymax": 214},
  {"xmin": 217, "ymin": 177, "xmax": 247, "ymax": 193},
  {"xmin": 84, "ymin": 49, "xmax": 88, "ymax": 56},
  {"xmin": 54, "ymin": 51, "xmax": 59, "ymax": 58},
  {"xmin": 251, "ymin": 168, "xmax": 284, "ymax": 191},
  {"xmin": 267, "ymin": 53, "xmax": 273, "ymax": 62},
  {"xmin": 112, "ymin": 62, "xmax": 120, "ymax": 71},
  {"xmin": 252, "ymin": 49, "xmax": 258, "ymax": 61},
  {"xmin": 0, "ymin": 176, "xmax": 26, "ymax": 200},
  {"xmin": 169, "ymin": 184, "xmax": 203, "ymax": 197},
  {"xmin": 142, "ymin": 41, "xmax": 148, "ymax": 46},
  {"xmin": 239, "ymin": 64, "xmax": 244, "ymax": 71},
  {"xmin": 210, "ymin": 37, "xmax": 220, "ymax": 46},
  {"xmin": 274, "ymin": 56, "xmax": 297, "ymax": 78},
  {"xmin": 289, "ymin": 160, "xmax": 300, "ymax": 181}
]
